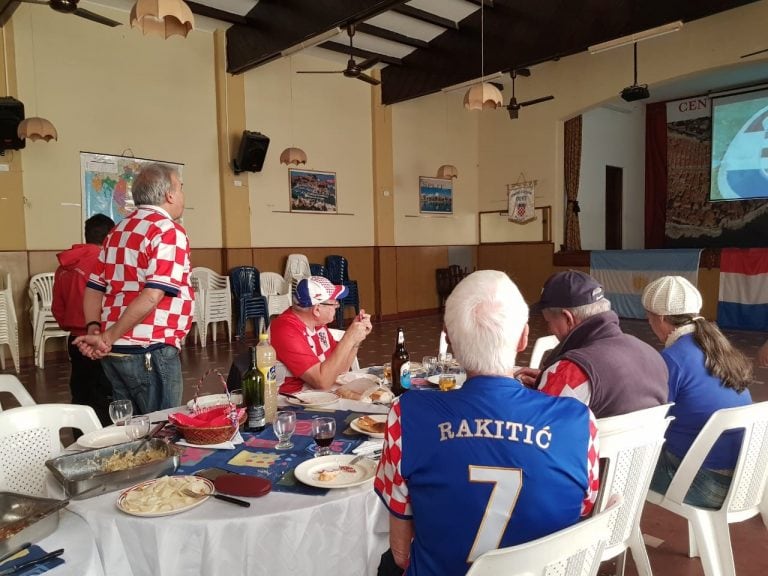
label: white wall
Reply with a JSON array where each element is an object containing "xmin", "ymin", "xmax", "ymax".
[{"xmin": 579, "ymin": 105, "xmax": 645, "ymax": 250}]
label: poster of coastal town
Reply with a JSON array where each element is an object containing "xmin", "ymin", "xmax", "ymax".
[
  {"xmin": 289, "ymin": 169, "xmax": 338, "ymax": 213},
  {"xmin": 419, "ymin": 176, "xmax": 453, "ymax": 214}
]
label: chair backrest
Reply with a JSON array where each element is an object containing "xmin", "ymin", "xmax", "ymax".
[
  {"xmin": 594, "ymin": 406, "xmax": 673, "ymax": 561},
  {"xmin": 29, "ymin": 273, "xmax": 56, "ymax": 306},
  {"xmin": 325, "ymin": 255, "xmax": 350, "ymax": 284},
  {"xmin": 260, "ymin": 272, "xmax": 288, "ymax": 297},
  {"xmin": 328, "ymin": 327, "xmax": 360, "ymax": 371},
  {"xmin": 466, "ymin": 495, "xmax": 623, "ymax": 576},
  {"xmin": 0, "ymin": 375, "xmax": 36, "ymax": 411},
  {"xmin": 529, "ymin": 335, "xmax": 559, "ymax": 369},
  {"xmin": 309, "ymin": 263, "xmax": 327, "ymax": 278},
  {"xmin": 284, "ymin": 254, "xmax": 311, "ymax": 282},
  {"xmin": 0, "ymin": 272, "xmax": 18, "ymax": 338},
  {"xmin": 0, "ymin": 404, "xmax": 101, "ymax": 496},
  {"xmin": 229, "ymin": 266, "xmax": 258, "ymax": 299},
  {"xmin": 663, "ymin": 401, "xmax": 768, "ymax": 518}
]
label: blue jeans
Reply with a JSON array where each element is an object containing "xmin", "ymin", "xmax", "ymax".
[
  {"xmin": 650, "ymin": 449, "xmax": 734, "ymax": 509},
  {"xmin": 101, "ymin": 346, "xmax": 183, "ymax": 414}
]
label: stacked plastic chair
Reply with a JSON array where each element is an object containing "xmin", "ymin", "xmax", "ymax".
[
  {"xmin": 283, "ymin": 254, "xmax": 311, "ymax": 296},
  {"xmin": 229, "ymin": 266, "xmax": 270, "ymax": 338},
  {"xmin": 309, "ymin": 263, "xmax": 327, "ymax": 278},
  {"xmin": 190, "ymin": 267, "xmax": 232, "ymax": 346},
  {"xmin": 0, "ymin": 272, "xmax": 20, "ymax": 373},
  {"xmin": 28, "ymin": 272, "xmax": 69, "ymax": 369},
  {"xmin": 326, "ymin": 255, "xmax": 360, "ymax": 328},
  {"xmin": 260, "ymin": 271, "xmax": 291, "ymax": 319}
]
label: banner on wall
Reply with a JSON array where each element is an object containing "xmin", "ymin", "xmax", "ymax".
[
  {"xmin": 507, "ymin": 181, "xmax": 536, "ymax": 223},
  {"xmin": 666, "ymin": 96, "xmax": 711, "ymax": 122}
]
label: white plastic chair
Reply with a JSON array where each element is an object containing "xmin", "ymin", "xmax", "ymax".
[
  {"xmin": 29, "ymin": 272, "xmax": 69, "ymax": 369},
  {"xmin": 190, "ymin": 267, "xmax": 232, "ymax": 346},
  {"xmin": 0, "ymin": 374, "xmax": 36, "ymax": 411},
  {"xmin": 260, "ymin": 271, "xmax": 291, "ymax": 318},
  {"xmin": 328, "ymin": 327, "xmax": 360, "ymax": 371},
  {"xmin": 529, "ymin": 335, "xmax": 559, "ymax": 369},
  {"xmin": 594, "ymin": 404, "xmax": 673, "ymax": 576},
  {"xmin": 646, "ymin": 401, "xmax": 768, "ymax": 576},
  {"xmin": 466, "ymin": 494, "xmax": 623, "ymax": 576},
  {"xmin": 0, "ymin": 272, "xmax": 20, "ymax": 373},
  {"xmin": 284, "ymin": 254, "xmax": 311, "ymax": 295},
  {"xmin": 0, "ymin": 404, "xmax": 101, "ymax": 496}
]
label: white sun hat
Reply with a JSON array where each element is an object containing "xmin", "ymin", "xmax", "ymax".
[{"xmin": 642, "ymin": 276, "xmax": 702, "ymax": 316}]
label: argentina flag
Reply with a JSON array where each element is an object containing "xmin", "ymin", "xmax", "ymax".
[
  {"xmin": 590, "ymin": 250, "xmax": 701, "ymax": 319},
  {"xmin": 717, "ymin": 248, "xmax": 768, "ymax": 331}
]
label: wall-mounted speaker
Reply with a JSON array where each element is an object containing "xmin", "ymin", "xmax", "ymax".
[
  {"xmin": 233, "ymin": 130, "xmax": 269, "ymax": 174},
  {"xmin": 0, "ymin": 97, "xmax": 25, "ymax": 151}
]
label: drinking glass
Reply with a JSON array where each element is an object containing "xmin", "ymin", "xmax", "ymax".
[
  {"xmin": 438, "ymin": 353, "xmax": 454, "ymax": 375},
  {"xmin": 126, "ymin": 415, "xmax": 150, "ymax": 441},
  {"xmin": 311, "ymin": 416, "xmax": 336, "ymax": 457},
  {"xmin": 438, "ymin": 374, "xmax": 457, "ymax": 392},
  {"xmin": 273, "ymin": 411, "xmax": 297, "ymax": 450},
  {"xmin": 383, "ymin": 362, "xmax": 392, "ymax": 386},
  {"xmin": 109, "ymin": 399, "xmax": 133, "ymax": 426},
  {"xmin": 422, "ymin": 356, "xmax": 438, "ymax": 377}
]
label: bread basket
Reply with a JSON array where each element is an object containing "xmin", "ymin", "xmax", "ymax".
[{"xmin": 169, "ymin": 409, "xmax": 246, "ymax": 445}]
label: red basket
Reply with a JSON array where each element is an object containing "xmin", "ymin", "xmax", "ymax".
[{"xmin": 171, "ymin": 410, "xmax": 246, "ymax": 445}]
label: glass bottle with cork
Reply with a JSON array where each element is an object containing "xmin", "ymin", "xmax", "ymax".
[
  {"xmin": 257, "ymin": 322, "xmax": 278, "ymax": 424},
  {"xmin": 391, "ymin": 327, "xmax": 411, "ymax": 395},
  {"xmin": 242, "ymin": 346, "xmax": 265, "ymax": 432}
]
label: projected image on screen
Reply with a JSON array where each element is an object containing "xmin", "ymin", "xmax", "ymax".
[{"xmin": 711, "ymin": 89, "xmax": 768, "ymax": 201}]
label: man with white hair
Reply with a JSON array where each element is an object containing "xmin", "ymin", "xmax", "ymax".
[{"xmin": 374, "ymin": 270, "xmax": 599, "ymax": 576}]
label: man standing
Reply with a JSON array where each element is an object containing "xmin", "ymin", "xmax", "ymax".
[
  {"xmin": 516, "ymin": 270, "xmax": 668, "ymax": 417},
  {"xmin": 52, "ymin": 214, "xmax": 115, "ymax": 426},
  {"xmin": 269, "ymin": 276, "xmax": 372, "ymax": 393},
  {"xmin": 75, "ymin": 163, "xmax": 193, "ymax": 414},
  {"xmin": 374, "ymin": 270, "xmax": 599, "ymax": 575}
]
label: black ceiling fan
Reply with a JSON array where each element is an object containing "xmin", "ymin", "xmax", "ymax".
[
  {"xmin": 296, "ymin": 24, "xmax": 381, "ymax": 86},
  {"xmin": 19, "ymin": 0, "xmax": 121, "ymax": 27},
  {"xmin": 506, "ymin": 68, "xmax": 554, "ymax": 120}
]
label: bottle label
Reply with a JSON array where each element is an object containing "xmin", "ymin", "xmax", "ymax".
[
  {"xmin": 247, "ymin": 405, "xmax": 266, "ymax": 429},
  {"xmin": 399, "ymin": 361, "xmax": 411, "ymax": 390},
  {"xmin": 261, "ymin": 365, "xmax": 276, "ymax": 383}
]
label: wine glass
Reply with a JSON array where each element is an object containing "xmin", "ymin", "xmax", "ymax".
[
  {"xmin": 422, "ymin": 356, "xmax": 438, "ymax": 377},
  {"xmin": 109, "ymin": 399, "xmax": 133, "ymax": 426},
  {"xmin": 273, "ymin": 411, "xmax": 297, "ymax": 450},
  {"xmin": 311, "ymin": 416, "xmax": 336, "ymax": 457},
  {"xmin": 126, "ymin": 415, "xmax": 150, "ymax": 441}
]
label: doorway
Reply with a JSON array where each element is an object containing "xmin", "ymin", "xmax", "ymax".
[{"xmin": 605, "ymin": 166, "xmax": 623, "ymax": 249}]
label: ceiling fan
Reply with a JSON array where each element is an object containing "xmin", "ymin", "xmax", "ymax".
[
  {"xmin": 296, "ymin": 24, "xmax": 380, "ymax": 86},
  {"xmin": 19, "ymin": 0, "xmax": 121, "ymax": 27},
  {"xmin": 505, "ymin": 68, "xmax": 554, "ymax": 120}
]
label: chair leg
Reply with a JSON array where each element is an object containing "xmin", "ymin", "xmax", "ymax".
[
  {"xmin": 688, "ymin": 512, "xmax": 736, "ymax": 576},
  {"xmin": 614, "ymin": 550, "xmax": 627, "ymax": 576},
  {"xmin": 628, "ymin": 527, "xmax": 653, "ymax": 576},
  {"xmin": 687, "ymin": 520, "xmax": 698, "ymax": 558},
  {"xmin": 0, "ymin": 348, "xmax": 5, "ymax": 370}
]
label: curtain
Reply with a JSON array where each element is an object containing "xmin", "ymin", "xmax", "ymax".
[
  {"xmin": 563, "ymin": 115, "xmax": 583, "ymax": 250},
  {"xmin": 644, "ymin": 102, "xmax": 667, "ymax": 248}
]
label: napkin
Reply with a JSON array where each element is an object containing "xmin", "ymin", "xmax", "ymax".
[
  {"xmin": 175, "ymin": 430, "xmax": 244, "ymax": 450},
  {"xmin": 352, "ymin": 439, "xmax": 384, "ymax": 456},
  {"xmin": 439, "ymin": 330, "xmax": 448, "ymax": 356},
  {"xmin": 169, "ymin": 406, "xmax": 244, "ymax": 428},
  {"xmin": 0, "ymin": 545, "xmax": 64, "ymax": 576}
]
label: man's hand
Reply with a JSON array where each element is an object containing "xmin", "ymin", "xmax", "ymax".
[
  {"xmin": 345, "ymin": 308, "xmax": 372, "ymax": 345},
  {"xmin": 514, "ymin": 366, "xmax": 541, "ymax": 389},
  {"xmin": 73, "ymin": 331, "xmax": 112, "ymax": 359},
  {"xmin": 758, "ymin": 341, "xmax": 768, "ymax": 368}
]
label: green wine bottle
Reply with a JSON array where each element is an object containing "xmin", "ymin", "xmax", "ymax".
[{"xmin": 242, "ymin": 346, "xmax": 265, "ymax": 432}]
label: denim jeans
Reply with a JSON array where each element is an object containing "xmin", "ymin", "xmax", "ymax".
[
  {"xmin": 650, "ymin": 449, "xmax": 734, "ymax": 509},
  {"xmin": 101, "ymin": 345, "xmax": 183, "ymax": 415}
]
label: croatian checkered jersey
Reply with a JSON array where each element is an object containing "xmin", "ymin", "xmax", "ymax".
[{"xmin": 87, "ymin": 206, "xmax": 193, "ymax": 349}]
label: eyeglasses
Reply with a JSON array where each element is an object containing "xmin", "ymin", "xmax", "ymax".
[{"xmin": 318, "ymin": 301, "xmax": 340, "ymax": 309}]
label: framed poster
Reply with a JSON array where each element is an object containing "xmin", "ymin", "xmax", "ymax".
[
  {"xmin": 507, "ymin": 181, "xmax": 536, "ymax": 223},
  {"xmin": 419, "ymin": 176, "xmax": 453, "ymax": 214},
  {"xmin": 81, "ymin": 152, "xmax": 184, "ymax": 224},
  {"xmin": 289, "ymin": 169, "xmax": 338, "ymax": 213}
]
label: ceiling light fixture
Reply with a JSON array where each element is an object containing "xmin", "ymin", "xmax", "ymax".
[
  {"xmin": 464, "ymin": 0, "xmax": 502, "ymax": 111},
  {"xmin": 130, "ymin": 0, "xmax": 195, "ymax": 39},
  {"xmin": 280, "ymin": 57, "xmax": 307, "ymax": 166},
  {"xmin": 588, "ymin": 21, "xmax": 683, "ymax": 55}
]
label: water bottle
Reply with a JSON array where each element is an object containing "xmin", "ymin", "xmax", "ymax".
[{"xmin": 257, "ymin": 330, "xmax": 278, "ymax": 423}]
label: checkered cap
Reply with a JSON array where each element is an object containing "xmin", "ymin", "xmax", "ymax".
[
  {"xmin": 294, "ymin": 276, "xmax": 348, "ymax": 307},
  {"xmin": 642, "ymin": 276, "xmax": 702, "ymax": 316}
]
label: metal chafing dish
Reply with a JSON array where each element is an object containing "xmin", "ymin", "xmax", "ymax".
[
  {"xmin": 0, "ymin": 492, "xmax": 68, "ymax": 557},
  {"xmin": 45, "ymin": 439, "xmax": 180, "ymax": 500}
]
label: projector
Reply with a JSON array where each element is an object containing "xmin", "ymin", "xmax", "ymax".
[{"xmin": 620, "ymin": 84, "xmax": 650, "ymax": 102}]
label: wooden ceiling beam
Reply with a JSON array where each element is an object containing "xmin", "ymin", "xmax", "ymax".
[
  {"xmin": 186, "ymin": 1, "xmax": 250, "ymax": 26},
  {"xmin": 318, "ymin": 41, "xmax": 403, "ymax": 66},
  {"xmin": 392, "ymin": 5, "xmax": 458, "ymax": 29},
  {"xmin": 356, "ymin": 23, "xmax": 429, "ymax": 49}
]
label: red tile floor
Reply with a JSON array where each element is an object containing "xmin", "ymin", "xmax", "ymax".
[{"xmin": 2, "ymin": 313, "xmax": 767, "ymax": 575}]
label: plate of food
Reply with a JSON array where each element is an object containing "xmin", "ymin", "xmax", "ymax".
[
  {"xmin": 285, "ymin": 391, "xmax": 339, "ymax": 407},
  {"xmin": 117, "ymin": 475, "xmax": 214, "ymax": 517},
  {"xmin": 186, "ymin": 393, "xmax": 243, "ymax": 412},
  {"xmin": 335, "ymin": 372, "xmax": 381, "ymax": 387},
  {"xmin": 350, "ymin": 414, "xmax": 387, "ymax": 438},
  {"xmin": 293, "ymin": 455, "xmax": 377, "ymax": 489},
  {"xmin": 77, "ymin": 427, "xmax": 131, "ymax": 449}
]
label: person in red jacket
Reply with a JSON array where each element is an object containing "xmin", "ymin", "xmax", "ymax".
[{"xmin": 53, "ymin": 214, "xmax": 115, "ymax": 426}]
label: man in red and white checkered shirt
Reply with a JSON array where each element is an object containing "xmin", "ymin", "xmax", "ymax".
[{"xmin": 75, "ymin": 163, "xmax": 193, "ymax": 414}]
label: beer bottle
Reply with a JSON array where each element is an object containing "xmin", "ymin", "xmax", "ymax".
[
  {"xmin": 391, "ymin": 327, "xmax": 411, "ymax": 395},
  {"xmin": 242, "ymin": 346, "xmax": 265, "ymax": 432}
]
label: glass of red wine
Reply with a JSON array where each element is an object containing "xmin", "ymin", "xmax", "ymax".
[{"xmin": 311, "ymin": 416, "xmax": 336, "ymax": 457}]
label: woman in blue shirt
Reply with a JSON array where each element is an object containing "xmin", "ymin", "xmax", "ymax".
[{"xmin": 642, "ymin": 275, "xmax": 753, "ymax": 509}]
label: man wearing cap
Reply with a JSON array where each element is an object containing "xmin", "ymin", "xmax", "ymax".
[
  {"xmin": 269, "ymin": 276, "xmax": 372, "ymax": 394},
  {"xmin": 516, "ymin": 270, "xmax": 668, "ymax": 418}
]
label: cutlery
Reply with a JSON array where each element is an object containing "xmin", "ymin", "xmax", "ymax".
[
  {"xmin": 279, "ymin": 392, "xmax": 308, "ymax": 404},
  {"xmin": 349, "ymin": 450, "xmax": 382, "ymax": 465},
  {"xmin": 0, "ymin": 543, "xmax": 31, "ymax": 564},
  {"xmin": 0, "ymin": 548, "xmax": 64, "ymax": 576},
  {"xmin": 182, "ymin": 487, "xmax": 251, "ymax": 508}
]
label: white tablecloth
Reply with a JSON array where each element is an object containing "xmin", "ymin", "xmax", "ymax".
[{"xmin": 40, "ymin": 510, "xmax": 105, "ymax": 576}]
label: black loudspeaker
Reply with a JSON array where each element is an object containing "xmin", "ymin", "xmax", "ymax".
[
  {"xmin": 233, "ymin": 130, "xmax": 269, "ymax": 174},
  {"xmin": 0, "ymin": 97, "xmax": 25, "ymax": 151}
]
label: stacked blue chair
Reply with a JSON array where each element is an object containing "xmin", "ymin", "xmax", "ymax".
[
  {"xmin": 309, "ymin": 263, "xmax": 328, "ymax": 279},
  {"xmin": 229, "ymin": 266, "xmax": 270, "ymax": 338},
  {"xmin": 325, "ymin": 255, "xmax": 360, "ymax": 328}
]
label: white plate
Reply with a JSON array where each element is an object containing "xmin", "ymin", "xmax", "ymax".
[
  {"xmin": 286, "ymin": 391, "xmax": 339, "ymax": 407},
  {"xmin": 335, "ymin": 372, "xmax": 381, "ymax": 388},
  {"xmin": 350, "ymin": 414, "xmax": 387, "ymax": 439},
  {"xmin": 294, "ymin": 455, "xmax": 377, "ymax": 489},
  {"xmin": 186, "ymin": 393, "xmax": 243, "ymax": 411},
  {"xmin": 427, "ymin": 373, "xmax": 467, "ymax": 388},
  {"xmin": 78, "ymin": 427, "xmax": 131, "ymax": 449},
  {"xmin": 117, "ymin": 476, "xmax": 214, "ymax": 517}
]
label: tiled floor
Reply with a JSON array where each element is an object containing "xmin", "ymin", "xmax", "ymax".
[{"xmin": 2, "ymin": 313, "xmax": 767, "ymax": 575}]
